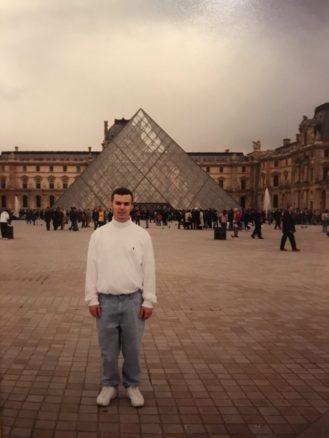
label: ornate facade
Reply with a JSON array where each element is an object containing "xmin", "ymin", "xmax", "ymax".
[
  {"xmin": 1, "ymin": 103, "xmax": 328, "ymax": 211},
  {"xmin": 0, "ymin": 149, "xmax": 97, "ymax": 210}
]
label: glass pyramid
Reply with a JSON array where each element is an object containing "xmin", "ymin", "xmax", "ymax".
[{"xmin": 55, "ymin": 109, "xmax": 238, "ymax": 210}]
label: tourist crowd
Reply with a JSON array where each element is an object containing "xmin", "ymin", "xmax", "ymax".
[{"xmin": 1, "ymin": 206, "xmax": 328, "ymax": 238}]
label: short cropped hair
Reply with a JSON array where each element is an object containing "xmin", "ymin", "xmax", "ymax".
[{"xmin": 111, "ymin": 187, "xmax": 134, "ymax": 202}]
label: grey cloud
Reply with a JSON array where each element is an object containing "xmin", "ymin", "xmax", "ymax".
[{"xmin": 1, "ymin": 0, "xmax": 329, "ymax": 152}]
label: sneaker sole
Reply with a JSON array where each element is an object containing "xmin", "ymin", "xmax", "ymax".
[{"xmin": 130, "ymin": 400, "xmax": 144, "ymax": 408}]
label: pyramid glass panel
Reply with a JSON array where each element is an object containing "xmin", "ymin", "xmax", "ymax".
[{"xmin": 55, "ymin": 109, "xmax": 238, "ymax": 211}]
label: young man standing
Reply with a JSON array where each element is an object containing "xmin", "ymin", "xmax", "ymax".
[{"xmin": 85, "ymin": 187, "xmax": 156, "ymax": 408}]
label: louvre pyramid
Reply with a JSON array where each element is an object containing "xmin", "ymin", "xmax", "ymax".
[{"xmin": 55, "ymin": 109, "xmax": 238, "ymax": 210}]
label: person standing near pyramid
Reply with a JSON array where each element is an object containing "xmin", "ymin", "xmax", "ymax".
[{"xmin": 85, "ymin": 187, "xmax": 157, "ymax": 408}]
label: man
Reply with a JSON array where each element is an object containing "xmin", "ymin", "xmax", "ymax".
[
  {"xmin": 251, "ymin": 209, "xmax": 263, "ymax": 239},
  {"xmin": 0, "ymin": 208, "xmax": 10, "ymax": 238},
  {"xmin": 69, "ymin": 206, "xmax": 79, "ymax": 231},
  {"xmin": 273, "ymin": 209, "xmax": 281, "ymax": 230},
  {"xmin": 280, "ymin": 206, "xmax": 300, "ymax": 251},
  {"xmin": 85, "ymin": 187, "xmax": 156, "ymax": 408}
]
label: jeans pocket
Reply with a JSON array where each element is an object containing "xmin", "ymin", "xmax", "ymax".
[{"xmin": 133, "ymin": 291, "xmax": 143, "ymax": 306}]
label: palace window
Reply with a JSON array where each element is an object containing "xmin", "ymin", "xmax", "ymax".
[
  {"xmin": 206, "ymin": 166, "xmax": 210, "ymax": 173},
  {"xmin": 35, "ymin": 176, "xmax": 41, "ymax": 189},
  {"xmin": 63, "ymin": 165, "xmax": 67, "ymax": 172},
  {"xmin": 76, "ymin": 165, "xmax": 81, "ymax": 173},
  {"xmin": 1, "ymin": 178, "xmax": 6, "ymax": 189},
  {"xmin": 274, "ymin": 160, "xmax": 279, "ymax": 167},
  {"xmin": 323, "ymin": 167, "xmax": 329, "ymax": 180},
  {"xmin": 36, "ymin": 165, "xmax": 40, "ymax": 172},
  {"xmin": 36, "ymin": 195, "xmax": 42, "ymax": 208},
  {"xmin": 22, "ymin": 165, "xmax": 27, "ymax": 172},
  {"xmin": 49, "ymin": 195, "xmax": 55, "ymax": 207},
  {"xmin": 219, "ymin": 166, "xmax": 223, "ymax": 172},
  {"xmin": 1, "ymin": 195, "xmax": 6, "ymax": 208},
  {"xmin": 22, "ymin": 176, "xmax": 28, "ymax": 189},
  {"xmin": 49, "ymin": 165, "xmax": 54, "ymax": 171},
  {"xmin": 273, "ymin": 174, "xmax": 279, "ymax": 187},
  {"xmin": 325, "ymin": 149, "xmax": 329, "ymax": 158},
  {"xmin": 63, "ymin": 182, "xmax": 68, "ymax": 189},
  {"xmin": 23, "ymin": 195, "xmax": 28, "ymax": 208},
  {"xmin": 48, "ymin": 175, "xmax": 55, "ymax": 189},
  {"xmin": 218, "ymin": 179, "xmax": 224, "ymax": 188},
  {"xmin": 240, "ymin": 179, "xmax": 246, "ymax": 190},
  {"xmin": 273, "ymin": 194, "xmax": 278, "ymax": 209},
  {"xmin": 241, "ymin": 166, "xmax": 246, "ymax": 173}
]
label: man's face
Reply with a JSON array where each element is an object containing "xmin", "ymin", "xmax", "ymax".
[{"xmin": 111, "ymin": 194, "xmax": 133, "ymax": 222}]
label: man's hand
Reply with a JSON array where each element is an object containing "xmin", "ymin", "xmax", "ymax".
[
  {"xmin": 140, "ymin": 306, "xmax": 153, "ymax": 320},
  {"xmin": 89, "ymin": 304, "xmax": 101, "ymax": 318}
]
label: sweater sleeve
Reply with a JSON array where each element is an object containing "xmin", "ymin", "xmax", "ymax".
[
  {"xmin": 85, "ymin": 235, "xmax": 99, "ymax": 306},
  {"xmin": 141, "ymin": 233, "xmax": 157, "ymax": 308}
]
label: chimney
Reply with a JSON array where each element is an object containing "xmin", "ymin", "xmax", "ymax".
[
  {"xmin": 15, "ymin": 146, "xmax": 19, "ymax": 152},
  {"xmin": 283, "ymin": 138, "xmax": 290, "ymax": 146},
  {"xmin": 296, "ymin": 133, "xmax": 300, "ymax": 143},
  {"xmin": 225, "ymin": 149, "xmax": 230, "ymax": 153},
  {"xmin": 104, "ymin": 121, "xmax": 108, "ymax": 138},
  {"xmin": 88, "ymin": 146, "xmax": 92, "ymax": 153}
]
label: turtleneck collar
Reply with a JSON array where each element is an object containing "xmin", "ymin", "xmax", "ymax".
[{"xmin": 111, "ymin": 218, "xmax": 133, "ymax": 228}]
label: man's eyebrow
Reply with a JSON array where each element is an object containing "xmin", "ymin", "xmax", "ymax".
[{"xmin": 114, "ymin": 201, "xmax": 131, "ymax": 205}]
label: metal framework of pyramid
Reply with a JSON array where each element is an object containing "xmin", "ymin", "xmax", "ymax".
[{"xmin": 55, "ymin": 109, "xmax": 238, "ymax": 210}]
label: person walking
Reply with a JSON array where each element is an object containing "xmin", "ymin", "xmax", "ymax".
[
  {"xmin": 85, "ymin": 187, "xmax": 156, "ymax": 408},
  {"xmin": 280, "ymin": 206, "xmax": 300, "ymax": 251},
  {"xmin": 251, "ymin": 210, "xmax": 263, "ymax": 239},
  {"xmin": 273, "ymin": 209, "xmax": 282, "ymax": 230}
]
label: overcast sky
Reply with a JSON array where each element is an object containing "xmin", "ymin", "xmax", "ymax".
[{"xmin": 1, "ymin": 0, "xmax": 329, "ymax": 153}]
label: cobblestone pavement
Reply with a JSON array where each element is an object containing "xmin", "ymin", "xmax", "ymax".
[{"xmin": 0, "ymin": 221, "xmax": 328, "ymax": 438}]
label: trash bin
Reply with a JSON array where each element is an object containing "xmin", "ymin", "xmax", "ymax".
[
  {"xmin": 214, "ymin": 227, "xmax": 226, "ymax": 240},
  {"xmin": 7, "ymin": 224, "xmax": 14, "ymax": 239}
]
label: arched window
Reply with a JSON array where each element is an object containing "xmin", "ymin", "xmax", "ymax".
[
  {"xmin": 23, "ymin": 195, "xmax": 28, "ymax": 208},
  {"xmin": 36, "ymin": 195, "xmax": 42, "ymax": 208},
  {"xmin": 273, "ymin": 174, "xmax": 280, "ymax": 187}
]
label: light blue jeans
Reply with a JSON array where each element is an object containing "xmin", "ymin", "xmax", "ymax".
[{"xmin": 96, "ymin": 291, "xmax": 144, "ymax": 388}]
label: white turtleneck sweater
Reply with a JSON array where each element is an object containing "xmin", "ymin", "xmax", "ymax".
[{"xmin": 85, "ymin": 218, "xmax": 156, "ymax": 308}]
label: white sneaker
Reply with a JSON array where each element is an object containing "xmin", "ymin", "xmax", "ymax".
[
  {"xmin": 96, "ymin": 386, "xmax": 117, "ymax": 406},
  {"xmin": 127, "ymin": 386, "xmax": 144, "ymax": 408}
]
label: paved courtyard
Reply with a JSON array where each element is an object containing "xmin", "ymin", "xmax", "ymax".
[{"xmin": 0, "ymin": 220, "xmax": 328, "ymax": 438}]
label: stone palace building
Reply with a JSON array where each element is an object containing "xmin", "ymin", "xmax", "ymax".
[{"xmin": 1, "ymin": 103, "xmax": 328, "ymax": 212}]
